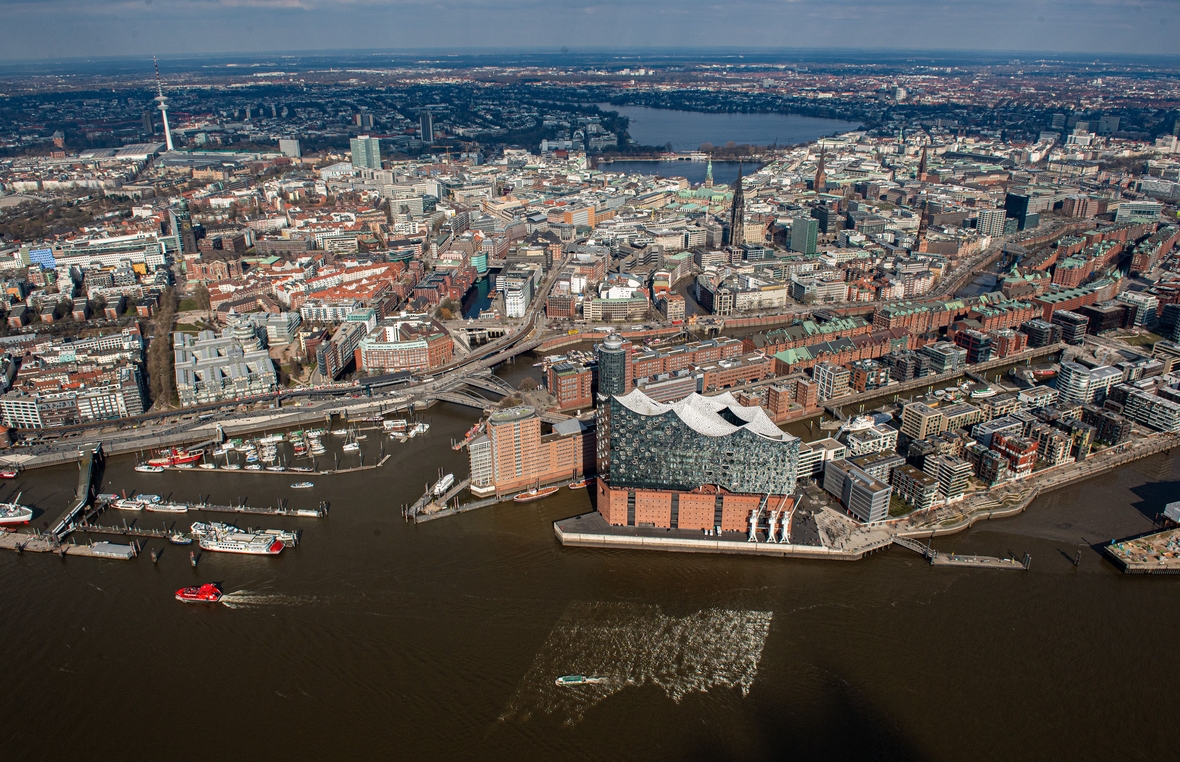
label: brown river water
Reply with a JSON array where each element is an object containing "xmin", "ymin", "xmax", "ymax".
[{"xmin": 1, "ymin": 401, "xmax": 1177, "ymax": 761}]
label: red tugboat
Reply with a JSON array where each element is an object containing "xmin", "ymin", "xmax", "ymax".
[
  {"xmin": 0, "ymin": 470, "xmax": 18, "ymax": 479},
  {"xmin": 175, "ymin": 583, "xmax": 223, "ymax": 604},
  {"xmin": 148, "ymin": 448, "xmax": 204, "ymax": 467}
]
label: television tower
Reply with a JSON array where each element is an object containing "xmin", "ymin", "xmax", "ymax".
[{"xmin": 153, "ymin": 56, "xmax": 174, "ymax": 152}]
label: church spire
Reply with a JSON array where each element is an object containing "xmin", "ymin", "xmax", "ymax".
[
  {"xmin": 704, "ymin": 159, "xmax": 714, "ymax": 188},
  {"xmin": 814, "ymin": 145, "xmax": 827, "ymax": 191},
  {"xmin": 729, "ymin": 162, "xmax": 745, "ymax": 247},
  {"xmin": 917, "ymin": 144, "xmax": 928, "ymax": 182}
]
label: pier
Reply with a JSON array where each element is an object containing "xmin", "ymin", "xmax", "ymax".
[
  {"xmin": 98, "ymin": 496, "xmax": 327, "ymax": 519},
  {"xmin": 1104, "ymin": 527, "xmax": 1180, "ymax": 574},
  {"xmin": 404, "ymin": 477, "xmax": 472, "ymax": 520},
  {"xmin": 155, "ymin": 453, "xmax": 391, "ymax": 477},
  {"xmin": 0, "ymin": 530, "xmax": 137, "ymax": 560}
]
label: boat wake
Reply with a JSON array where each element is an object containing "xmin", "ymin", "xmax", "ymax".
[
  {"xmin": 219, "ymin": 590, "xmax": 323, "ymax": 608},
  {"xmin": 501, "ymin": 601, "xmax": 773, "ymax": 726}
]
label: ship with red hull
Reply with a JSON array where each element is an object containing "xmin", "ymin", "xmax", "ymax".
[
  {"xmin": 147, "ymin": 447, "xmax": 205, "ymax": 467},
  {"xmin": 175, "ymin": 583, "xmax": 223, "ymax": 603}
]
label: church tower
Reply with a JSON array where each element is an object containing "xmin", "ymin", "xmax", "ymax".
[
  {"xmin": 917, "ymin": 144, "xmax": 929, "ymax": 182},
  {"xmin": 728, "ymin": 163, "xmax": 745, "ymax": 246},
  {"xmin": 814, "ymin": 146, "xmax": 827, "ymax": 191},
  {"xmin": 704, "ymin": 159, "xmax": 714, "ymax": 188}
]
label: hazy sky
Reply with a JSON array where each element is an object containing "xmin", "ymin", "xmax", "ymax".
[{"xmin": 2, "ymin": 0, "xmax": 1178, "ymax": 61}]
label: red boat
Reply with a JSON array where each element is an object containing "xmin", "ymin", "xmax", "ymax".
[
  {"xmin": 567, "ymin": 478, "xmax": 593, "ymax": 490},
  {"xmin": 148, "ymin": 448, "xmax": 204, "ymax": 467},
  {"xmin": 175, "ymin": 583, "xmax": 223, "ymax": 604},
  {"xmin": 0, "ymin": 470, "xmax": 18, "ymax": 479},
  {"xmin": 513, "ymin": 485, "xmax": 559, "ymax": 503}
]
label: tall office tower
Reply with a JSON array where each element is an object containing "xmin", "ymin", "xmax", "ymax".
[
  {"xmin": 420, "ymin": 111, "xmax": 434, "ymax": 144},
  {"xmin": 141, "ymin": 110, "xmax": 153, "ymax": 135},
  {"xmin": 350, "ymin": 136, "xmax": 382, "ymax": 170},
  {"xmin": 595, "ymin": 332, "xmax": 633, "ymax": 401},
  {"xmin": 790, "ymin": 216, "xmax": 818, "ymax": 255},
  {"xmin": 977, "ymin": 208, "xmax": 1007, "ymax": 237},
  {"xmin": 728, "ymin": 164, "xmax": 745, "ymax": 245},
  {"xmin": 278, "ymin": 139, "xmax": 301, "ymax": 159}
]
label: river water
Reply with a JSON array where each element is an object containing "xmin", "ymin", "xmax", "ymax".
[
  {"xmin": 1, "ymin": 402, "xmax": 1178, "ymax": 761},
  {"xmin": 598, "ymin": 103, "xmax": 862, "ymax": 152}
]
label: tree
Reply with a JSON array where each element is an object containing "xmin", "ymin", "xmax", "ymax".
[
  {"xmin": 518, "ymin": 377, "xmax": 539, "ymax": 392},
  {"xmin": 146, "ymin": 287, "xmax": 178, "ymax": 409}
]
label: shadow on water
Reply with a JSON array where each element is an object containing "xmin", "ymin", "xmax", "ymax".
[{"xmin": 1126, "ymin": 479, "xmax": 1178, "ymax": 523}]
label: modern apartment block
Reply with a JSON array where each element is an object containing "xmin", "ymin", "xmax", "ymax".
[
  {"xmin": 468, "ymin": 407, "xmax": 595, "ymax": 496},
  {"xmin": 173, "ymin": 330, "xmax": 278, "ymax": 406},
  {"xmin": 823, "ymin": 458, "xmax": 892, "ymax": 523}
]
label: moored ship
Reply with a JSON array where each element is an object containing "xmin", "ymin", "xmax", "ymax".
[
  {"xmin": 513, "ymin": 485, "xmax": 559, "ymax": 503},
  {"xmin": 198, "ymin": 530, "xmax": 285, "ymax": 556},
  {"xmin": 146, "ymin": 448, "xmax": 204, "ymax": 467},
  {"xmin": 0, "ymin": 495, "xmax": 33, "ymax": 526}
]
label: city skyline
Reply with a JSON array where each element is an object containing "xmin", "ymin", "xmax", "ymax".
[{"xmin": 2, "ymin": 0, "xmax": 1180, "ymax": 61}]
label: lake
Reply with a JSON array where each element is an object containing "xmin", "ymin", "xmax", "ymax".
[{"xmin": 597, "ymin": 103, "xmax": 862, "ymax": 152}]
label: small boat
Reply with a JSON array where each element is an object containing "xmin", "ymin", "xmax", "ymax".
[
  {"xmin": 266, "ymin": 465, "xmax": 287, "ymax": 472},
  {"xmin": 175, "ymin": 583, "xmax": 223, "ymax": 604},
  {"xmin": 223, "ymin": 463, "xmax": 242, "ymax": 471},
  {"xmin": 135, "ymin": 464, "xmax": 164, "ymax": 473},
  {"xmin": 199, "ymin": 463, "xmax": 217, "ymax": 470},
  {"xmin": 342, "ymin": 442, "xmax": 360, "ymax": 452},
  {"xmin": 290, "ymin": 466, "xmax": 314, "ymax": 473},
  {"xmin": 0, "ymin": 470, "xmax": 19, "ymax": 479},
  {"xmin": 176, "ymin": 463, "xmax": 195, "ymax": 469},
  {"xmin": 290, "ymin": 481, "xmax": 314, "ymax": 489},
  {"xmin": 554, "ymin": 674, "xmax": 606, "ymax": 686},
  {"xmin": 169, "ymin": 532, "xmax": 193, "ymax": 545},
  {"xmin": 245, "ymin": 464, "xmax": 263, "ymax": 471},
  {"xmin": 567, "ymin": 478, "xmax": 593, "ymax": 490},
  {"xmin": 513, "ymin": 486, "xmax": 559, "ymax": 503},
  {"xmin": 331, "ymin": 429, "xmax": 350, "ymax": 436}
]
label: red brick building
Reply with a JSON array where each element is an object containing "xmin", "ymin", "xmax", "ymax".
[{"xmin": 545, "ymin": 361, "xmax": 593, "ymax": 411}]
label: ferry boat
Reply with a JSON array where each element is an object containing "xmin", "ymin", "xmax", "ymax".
[
  {"xmin": 0, "ymin": 469, "xmax": 19, "ymax": 479},
  {"xmin": 970, "ymin": 387, "xmax": 998, "ymax": 399},
  {"xmin": 190, "ymin": 521, "xmax": 236, "ymax": 537},
  {"xmin": 145, "ymin": 501, "xmax": 188, "ymax": 514},
  {"xmin": 146, "ymin": 447, "xmax": 204, "ymax": 467},
  {"xmin": 198, "ymin": 530, "xmax": 285, "ymax": 556},
  {"xmin": 383, "ymin": 419, "xmax": 408, "ymax": 434},
  {"xmin": 175, "ymin": 583, "xmax": 223, "ymax": 604},
  {"xmin": 513, "ymin": 485, "xmax": 559, "ymax": 503},
  {"xmin": 113, "ymin": 498, "xmax": 145, "ymax": 511},
  {"xmin": 0, "ymin": 496, "xmax": 33, "ymax": 526},
  {"xmin": 554, "ymin": 675, "xmax": 606, "ymax": 686},
  {"xmin": 290, "ymin": 481, "xmax": 314, "ymax": 489},
  {"xmin": 567, "ymin": 478, "xmax": 593, "ymax": 490},
  {"xmin": 135, "ymin": 464, "xmax": 165, "ymax": 473},
  {"xmin": 431, "ymin": 473, "xmax": 455, "ymax": 496}
]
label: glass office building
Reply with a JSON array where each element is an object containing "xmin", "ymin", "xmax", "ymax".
[{"xmin": 603, "ymin": 389, "xmax": 799, "ymax": 495}]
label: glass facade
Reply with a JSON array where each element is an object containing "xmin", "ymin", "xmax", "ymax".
[
  {"xmin": 605, "ymin": 392, "xmax": 799, "ymax": 495},
  {"xmin": 596, "ymin": 334, "xmax": 631, "ymax": 400}
]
